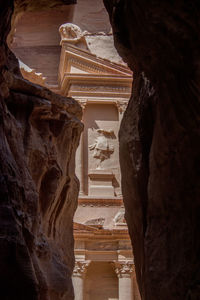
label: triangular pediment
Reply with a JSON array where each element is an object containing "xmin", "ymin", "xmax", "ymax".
[{"xmin": 60, "ymin": 44, "xmax": 132, "ymax": 77}]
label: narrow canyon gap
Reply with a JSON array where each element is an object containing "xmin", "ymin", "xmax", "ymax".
[
  {"xmin": 8, "ymin": 1, "xmax": 142, "ymax": 299},
  {"xmin": 104, "ymin": 1, "xmax": 200, "ymax": 300},
  {"xmin": 1, "ymin": 1, "xmax": 200, "ymax": 300}
]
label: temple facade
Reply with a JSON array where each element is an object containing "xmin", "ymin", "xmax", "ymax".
[{"xmin": 57, "ymin": 24, "xmax": 140, "ymax": 300}]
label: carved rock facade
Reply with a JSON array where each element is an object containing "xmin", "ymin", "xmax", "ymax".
[
  {"xmin": 0, "ymin": 1, "xmax": 81, "ymax": 299},
  {"xmin": 104, "ymin": 1, "xmax": 200, "ymax": 300}
]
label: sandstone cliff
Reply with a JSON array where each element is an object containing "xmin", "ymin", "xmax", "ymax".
[
  {"xmin": 104, "ymin": 1, "xmax": 200, "ymax": 299},
  {"xmin": 0, "ymin": 1, "xmax": 82, "ymax": 299}
]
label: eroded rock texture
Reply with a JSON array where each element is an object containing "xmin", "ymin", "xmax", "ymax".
[
  {"xmin": 104, "ymin": 1, "xmax": 200, "ymax": 299},
  {"xmin": 0, "ymin": 1, "xmax": 82, "ymax": 299}
]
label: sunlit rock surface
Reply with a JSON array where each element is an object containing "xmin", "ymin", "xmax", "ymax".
[{"xmin": 104, "ymin": 1, "xmax": 200, "ymax": 299}]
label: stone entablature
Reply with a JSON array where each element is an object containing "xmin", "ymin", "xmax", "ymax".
[
  {"xmin": 60, "ymin": 73, "xmax": 132, "ymax": 99},
  {"xmin": 78, "ymin": 196, "xmax": 123, "ymax": 207}
]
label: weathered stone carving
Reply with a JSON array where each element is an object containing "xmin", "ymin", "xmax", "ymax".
[
  {"xmin": 89, "ymin": 129, "xmax": 114, "ymax": 169},
  {"xmin": 112, "ymin": 262, "xmax": 134, "ymax": 278},
  {"xmin": 73, "ymin": 261, "xmax": 90, "ymax": 278},
  {"xmin": 113, "ymin": 209, "xmax": 126, "ymax": 226},
  {"xmin": 116, "ymin": 99, "xmax": 128, "ymax": 113},
  {"xmin": 19, "ymin": 60, "xmax": 46, "ymax": 87},
  {"xmin": 84, "ymin": 217, "xmax": 105, "ymax": 226},
  {"xmin": 59, "ymin": 23, "xmax": 86, "ymax": 45}
]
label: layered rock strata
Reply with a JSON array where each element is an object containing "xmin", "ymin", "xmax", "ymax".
[
  {"xmin": 0, "ymin": 1, "xmax": 82, "ymax": 299},
  {"xmin": 104, "ymin": 1, "xmax": 200, "ymax": 300}
]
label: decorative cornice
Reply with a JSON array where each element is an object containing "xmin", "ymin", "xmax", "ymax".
[
  {"xmin": 62, "ymin": 75, "xmax": 132, "ymax": 99},
  {"xmin": 70, "ymin": 83, "xmax": 130, "ymax": 93},
  {"xmin": 78, "ymin": 196, "xmax": 123, "ymax": 207},
  {"xmin": 73, "ymin": 261, "xmax": 90, "ymax": 278},
  {"xmin": 74, "ymin": 229, "xmax": 130, "ymax": 240}
]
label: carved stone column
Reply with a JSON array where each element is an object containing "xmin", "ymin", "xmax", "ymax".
[
  {"xmin": 76, "ymin": 100, "xmax": 87, "ymax": 195},
  {"xmin": 113, "ymin": 261, "xmax": 134, "ymax": 300},
  {"xmin": 72, "ymin": 261, "xmax": 90, "ymax": 300}
]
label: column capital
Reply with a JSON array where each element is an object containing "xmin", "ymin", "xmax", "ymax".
[
  {"xmin": 73, "ymin": 261, "xmax": 90, "ymax": 278},
  {"xmin": 78, "ymin": 99, "xmax": 87, "ymax": 111},
  {"xmin": 112, "ymin": 261, "xmax": 134, "ymax": 278},
  {"xmin": 116, "ymin": 100, "xmax": 128, "ymax": 113}
]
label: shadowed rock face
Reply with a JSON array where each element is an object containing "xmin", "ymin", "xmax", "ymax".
[
  {"xmin": 104, "ymin": 1, "xmax": 200, "ymax": 299},
  {"xmin": 0, "ymin": 1, "xmax": 82, "ymax": 299}
]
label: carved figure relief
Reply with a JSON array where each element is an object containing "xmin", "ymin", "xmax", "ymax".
[
  {"xmin": 59, "ymin": 23, "xmax": 87, "ymax": 48},
  {"xmin": 89, "ymin": 129, "xmax": 114, "ymax": 169},
  {"xmin": 59, "ymin": 23, "xmax": 83, "ymax": 41}
]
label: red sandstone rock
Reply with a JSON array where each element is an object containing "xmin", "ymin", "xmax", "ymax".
[
  {"xmin": 104, "ymin": 1, "xmax": 200, "ymax": 299},
  {"xmin": 0, "ymin": 1, "xmax": 82, "ymax": 299}
]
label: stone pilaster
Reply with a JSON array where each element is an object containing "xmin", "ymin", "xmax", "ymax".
[
  {"xmin": 76, "ymin": 99, "xmax": 87, "ymax": 195},
  {"xmin": 72, "ymin": 261, "xmax": 90, "ymax": 300},
  {"xmin": 113, "ymin": 261, "xmax": 134, "ymax": 300}
]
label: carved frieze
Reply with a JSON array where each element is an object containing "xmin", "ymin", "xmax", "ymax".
[
  {"xmin": 69, "ymin": 57, "xmax": 108, "ymax": 74},
  {"xmin": 70, "ymin": 84, "xmax": 130, "ymax": 93},
  {"xmin": 19, "ymin": 60, "xmax": 46, "ymax": 87}
]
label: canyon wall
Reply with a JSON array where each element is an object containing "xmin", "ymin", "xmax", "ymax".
[
  {"xmin": 104, "ymin": 1, "xmax": 200, "ymax": 300},
  {"xmin": 0, "ymin": 1, "xmax": 82, "ymax": 299}
]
